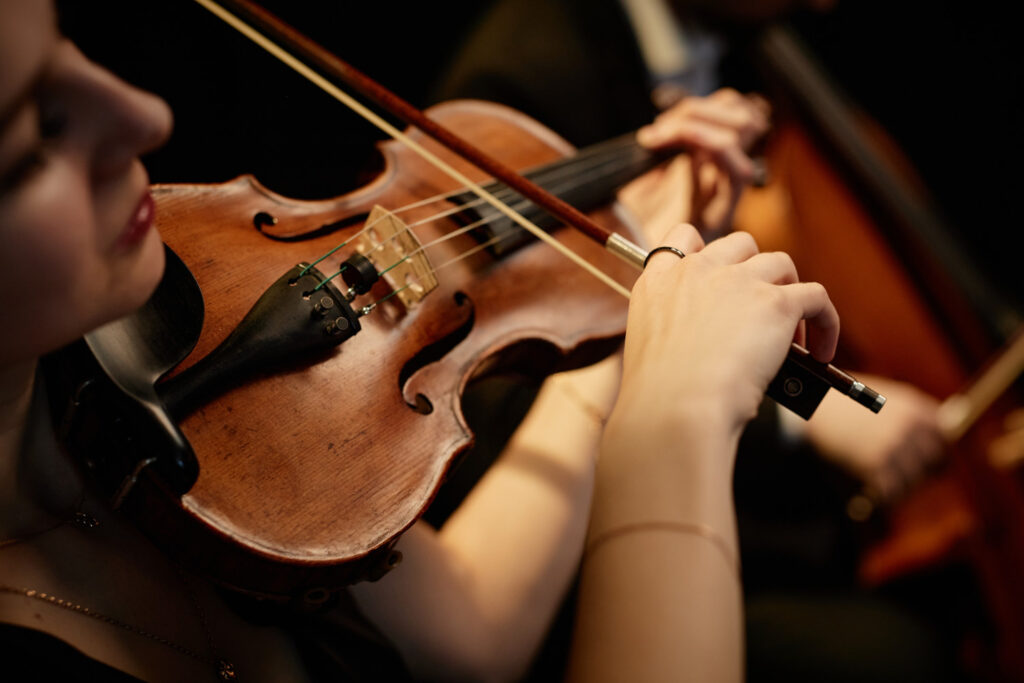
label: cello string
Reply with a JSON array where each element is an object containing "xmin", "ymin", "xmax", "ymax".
[{"xmin": 193, "ymin": 0, "xmax": 632, "ymax": 299}]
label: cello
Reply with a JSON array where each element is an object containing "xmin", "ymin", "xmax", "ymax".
[{"xmin": 732, "ymin": 21, "xmax": 1024, "ymax": 679}]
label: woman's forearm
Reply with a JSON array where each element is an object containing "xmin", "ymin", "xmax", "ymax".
[{"xmin": 568, "ymin": 409, "xmax": 743, "ymax": 683}]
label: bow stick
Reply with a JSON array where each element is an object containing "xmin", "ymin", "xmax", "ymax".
[{"xmin": 192, "ymin": 0, "xmax": 885, "ymax": 417}]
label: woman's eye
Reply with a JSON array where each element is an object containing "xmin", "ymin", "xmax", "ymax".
[
  {"xmin": 0, "ymin": 96, "xmax": 63, "ymax": 194},
  {"xmin": 0, "ymin": 148, "xmax": 47, "ymax": 193},
  {"xmin": 38, "ymin": 98, "xmax": 66, "ymax": 139}
]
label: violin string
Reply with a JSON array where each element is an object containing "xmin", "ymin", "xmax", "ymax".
[
  {"xmin": 301, "ymin": 189, "xmax": 473, "ymax": 280},
  {"xmin": 389, "ymin": 186, "xmax": 474, "ymax": 216},
  {"xmin": 376, "ymin": 217, "xmax": 492, "ymax": 279},
  {"xmin": 317, "ymin": 154, "xmax": 643, "ymax": 293},
  {"xmin": 299, "ymin": 208, "xmax": 398, "ymax": 277},
  {"xmin": 194, "ymin": 0, "xmax": 631, "ymax": 299},
  {"xmin": 311, "ymin": 264, "xmax": 348, "ymax": 292},
  {"xmin": 402, "ymin": 146, "xmax": 644, "ymax": 225},
  {"xmin": 431, "ymin": 233, "xmax": 511, "ymax": 272},
  {"xmin": 304, "ymin": 123, "xmax": 646, "ymax": 292},
  {"xmin": 407, "ymin": 145, "xmax": 642, "ymax": 219},
  {"xmin": 377, "ymin": 127, "xmax": 642, "ymax": 223},
  {"xmin": 299, "ymin": 241, "xmax": 350, "ymax": 277},
  {"xmin": 302, "ymin": 130, "xmax": 645, "ymax": 286},
  {"xmin": 304, "ymin": 144, "xmax": 641, "ymax": 278},
  {"xmin": 360, "ymin": 231, "xmax": 516, "ymax": 315},
  {"xmin": 382, "ymin": 154, "xmax": 643, "ymax": 265}
]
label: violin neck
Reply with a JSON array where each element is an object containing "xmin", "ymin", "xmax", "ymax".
[{"xmin": 456, "ymin": 134, "xmax": 669, "ymax": 256}]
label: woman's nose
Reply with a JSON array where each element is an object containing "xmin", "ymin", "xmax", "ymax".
[{"xmin": 58, "ymin": 42, "xmax": 173, "ymax": 179}]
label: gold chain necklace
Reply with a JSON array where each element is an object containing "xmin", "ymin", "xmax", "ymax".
[
  {"xmin": 0, "ymin": 584, "xmax": 237, "ymax": 680},
  {"xmin": 0, "ymin": 505, "xmax": 237, "ymax": 681}
]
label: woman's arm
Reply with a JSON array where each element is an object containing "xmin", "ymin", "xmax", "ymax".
[
  {"xmin": 569, "ymin": 224, "xmax": 839, "ymax": 682},
  {"xmin": 351, "ymin": 356, "xmax": 620, "ymax": 682}
]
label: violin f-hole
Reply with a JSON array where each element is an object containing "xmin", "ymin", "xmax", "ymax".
[{"xmin": 399, "ymin": 291, "xmax": 476, "ymax": 414}]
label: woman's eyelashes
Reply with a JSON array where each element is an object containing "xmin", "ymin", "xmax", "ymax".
[
  {"xmin": 37, "ymin": 85, "xmax": 67, "ymax": 140},
  {"xmin": 0, "ymin": 145, "xmax": 48, "ymax": 192},
  {"xmin": 0, "ymin": 95, "xmax": 66, "ymax": 193}
]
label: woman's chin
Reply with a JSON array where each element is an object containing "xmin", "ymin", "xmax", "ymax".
[
  {"xmin": 109, "ymin": 228, "xmax": 167, "ymax": 322},
  {"xmin": 129, "ymin": 229, "xmax": 166, "ymax": 306}
]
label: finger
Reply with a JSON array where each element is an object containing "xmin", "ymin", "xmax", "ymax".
[
  {"xmin": 793, "ymin": 319, "xmax": 807, "ymax": 348},
  {"xmin": 719, "ymin": 165, "xmax": 743, "ymax": 231},
  {"xmin": 889, "ymin": 441, "xmax": 931, "ymax": 496},
  {"xmin": 646, "ymin": 91, "xmax": 770, "ymax": 149},
  {"xmin": 639, "ymin": 118, "xmax": 756, "ymax": 180},
  {"xmin": 674, "ymin": 97, "xmax": 770, "ymax": 148},
  {"xmin": 906, "ymin": 422, "xmax": 946, "ymax": 471},
  {"xmin": 699, "ymin": 230, "xmax": 760, "ymax": 265},
  {"xmin": 918, "ymin": 428, "xmax": 947, "ymax": 466},
  {"xmin": 643, "ymin": 223, "xmax": 705, "ymax": 272},
  {"xmin": 691, "ymin": 124, "xmax": 757, "ymax": 191},
  {"xmin": 864, "ymin": 468, "xmax": 897, "ymax": 503},
  {"xmin": 780, "ymin": 281, "xmax": 839, "ymax": 361},
  {"xmin": 881, "ymin": 466, "xmax": 909, "ymax": 501},
  {"xmin": 691, "ymin": 167, "xmax": 739, "ymax": 240},
  {"xmin": 689, "ymin": 154, "xmax": 715, "ymax": 232},
  {"xmin": 743, "ymin": 93, "xmax": 772, "ymax": 124},
  {"xmin": 739, "ymin": 251, "xmax": 799, "ymax": 285}
]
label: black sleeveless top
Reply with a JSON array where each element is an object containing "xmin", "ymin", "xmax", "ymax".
[{"xmin": 0, "ymin": 590, "xmax": 414, "ymax": 682}]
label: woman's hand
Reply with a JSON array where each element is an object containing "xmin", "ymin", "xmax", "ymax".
[
  {"xmin": 572, "ymin": 225, "xmax": 835, "ymax": 683},
  {"xmin": 613, "ymin": 223, "xmax": 839, "ymax": 444},
  {"xmin": 623, "ymin": 88, "xmax": 770, "ymax": 242}
]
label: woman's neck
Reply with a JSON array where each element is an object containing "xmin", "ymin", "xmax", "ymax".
[
  {"xmin": 1, "ymin": 360, "xmax": 37, "ymax": 459},
  {"xmin": 1, "ymin": 358, "xmax": 86, "ymax": 537}
]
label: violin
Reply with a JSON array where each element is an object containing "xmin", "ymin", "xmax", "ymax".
[
  {"xmin": 47, "ymin": 0, "xmax": 882, "ymax": 603},
  {"xmin": 50, "ymin": 96, "xmax": 649, "ymax": 598}
]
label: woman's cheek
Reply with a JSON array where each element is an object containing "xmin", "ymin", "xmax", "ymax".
[{"xmin": 1, "ymin": 172, "xmax": 108, "ymax": 342}]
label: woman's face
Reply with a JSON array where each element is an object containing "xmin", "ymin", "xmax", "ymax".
[{"xmin": 0, "ymin": 0, "xmax": 173, "ymax": 366}]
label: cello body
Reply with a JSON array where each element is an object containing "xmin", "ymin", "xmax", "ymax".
[{"xmin": 735, "ymin": 25, "xmax": 1024, "ymax": 679}]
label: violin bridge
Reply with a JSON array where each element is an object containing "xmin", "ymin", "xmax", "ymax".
[{"xmin": 353, "ymin": 205, "xmax": 438, "ymax": 307}]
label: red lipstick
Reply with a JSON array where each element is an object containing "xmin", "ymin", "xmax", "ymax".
[{"xmin": 116, "ymin": 192, "xmax": 156, "ymax": 250}]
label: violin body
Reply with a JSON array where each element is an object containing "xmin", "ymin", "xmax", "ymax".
[{"xmin": 67, "ymin": 100, "xmax": 641, "ymax": 599}]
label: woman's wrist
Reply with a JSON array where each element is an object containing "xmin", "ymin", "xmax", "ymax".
[
  {"xmin": 603, "ymin": 381, "xmax": 744, "ymax": 455},
  {"xmin": 590, "ymin": 399, "xmax": 740, "ymax": 547}
]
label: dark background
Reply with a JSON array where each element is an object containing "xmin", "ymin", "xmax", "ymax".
[
  {"xmin": 57, "ymin": 0, "xmax": 1023, "ymax": 313},
  {"xmin": 51, "ymin": 4, "xmax": 1019, "ymax": 678}
]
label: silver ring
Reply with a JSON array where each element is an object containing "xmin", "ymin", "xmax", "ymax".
[{"xmin": 643, "ymin": 245, "xmax": 686, "ymax": 269}]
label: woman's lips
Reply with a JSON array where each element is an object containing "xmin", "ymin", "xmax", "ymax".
[{"xmin": 115, "ymin": 191, "xmax": 155, "ymax": 250}]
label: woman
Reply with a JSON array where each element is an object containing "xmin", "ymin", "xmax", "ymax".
[{"xmin": 0, "ymin": 1, "xmax": 839, "ymax": 680}]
